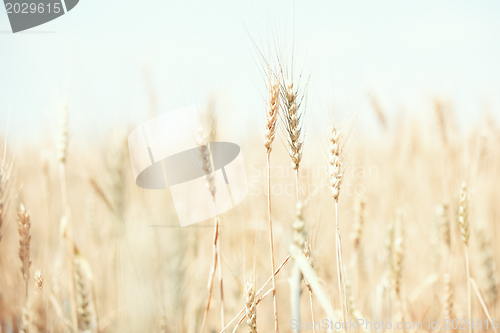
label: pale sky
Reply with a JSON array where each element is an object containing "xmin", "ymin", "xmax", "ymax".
[{"xmin": 1, "ymin": 0, "xmax": 499, "ymax": 144}]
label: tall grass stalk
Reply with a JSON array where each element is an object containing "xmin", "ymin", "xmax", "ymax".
[
  {"xmin": 457, "ymin": 182, "xmax": 471, "ymax": 333},
  {"xmin": 57, "ymin": 106, "xmax": 78, "ymax": 331},
  {"xmin": 329, "ymin": 125, "xmax": 348, "ymax": 330},
  {"xmin": 265, "ymin": 71, "xmax": 280, "ymax": 333},
  {"xmin": 199, "ymin": 131, "xmax": 223, "ymax": 333}
]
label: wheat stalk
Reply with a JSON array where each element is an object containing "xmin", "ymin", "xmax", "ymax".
[
  {"xmin": 457, "ymin": 182, "xmax": 472, "ymax": 333},
  {"xmin": 107, "ymin": 132, "xmax": 128, "ymax": 235},
  {"xmin": 370, "ymin": 95, "xmax": 387, "ymax": 130},
  {"xmin": 303, "ymin": 241, "xmax": 315, "ymax": 333},
  {"xmin": 345, "ymin": 275, "xmax": 364, "ymax": 322},
  {"xmin": 351, "ymin": 196, "xmax": 366, "ymax": 294},
  {"xmin": 329, "ymin": 125, "xmax": 348, "ymax": 330},
  {"xmin": 290, "ymin": 202, "xmax": 306, "ymax": 333},
  {"xmin": 439, "ymin": 202, "xmax": 454, "ymax": 324},
  {"xmin": 434, "ymin": 99, "xmax": 448, "ymax": 146},
  {"xmin": 198, "ymin": 126, "xmax": 224, "ymax": 333},
  {"xmin": 220, "ymin": 255, "xmax": 290, "ymax": 333},
  {"xmin": 57, "ymin": 105, "xmax": 78, "ymax": 331},
  {"xmin": 200, "ymin": 216, "xmax": 220, "ymax": 333},
  {"xmin": 265, "ymin": 70, "xmax": 280, "ymax": 333},
  {"xmin": 477, "ymin": 228, "xmax": 498, "ymax": 305},
  {"xmin": 106, "ymin": 131, "xmax": 128, "ymax": 329}
]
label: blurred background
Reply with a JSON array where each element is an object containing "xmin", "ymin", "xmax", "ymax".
[
  {"xmin": 1, "ymin": 0, "xmax": 499, "ymax": 144},
  {"xmin": 0, "ymin": 1, "xmax": 499, "ymax": 332}
]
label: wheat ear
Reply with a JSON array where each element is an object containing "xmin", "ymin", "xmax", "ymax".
[
  {"xmin": 265, "ymin": 72, "xmax": 280, "ymax": 155},
  {"xmin": 74, "ymin": 255, "xmax": 92, "ymax": 331},
  {"xmin": 22, "ymin": 269, "xmax": 46, "ymax": 332},
  {"xmin": 351, "ymin": 197, "xmax": 365, "ymax": 253},
  {"xmin": 457, "ymin": 182, "xmax": 472, "ymax": 333},
  {"xmin": 284, "ymin": 79, "xmax": 303, "ymax": 173},
  {"xmin": 265, "ymin": 71, "xmax": 280, "ymax": 333},
  {"xmin": 221, "ymin": 255, "xmax": 291, "ymax": 333},
  {"xmin": 477, "ymin": 228, "xmax": 498, "ymax": 305},
  {"xmin": 443, "ymin": 273, "xmax": 453, "ymax": 319},
  {"xmin": 245, "ymin": 277, "xmax": 257, "ymax": 333},
  {"xmin": 390, "ymin": 210, "xmax": 404, "ymax": 313},
  {"xmin": 282, "ymin": 78, "xmax": 305, "ymax": 202},
  {"xmin": 437, "ymin": 203, "xmax": 451, "ymax": 254},
  {"xmin": 18, "ymin": 203, "xmax": 31, "ymax": 299}
]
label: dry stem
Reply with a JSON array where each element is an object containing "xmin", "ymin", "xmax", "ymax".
[
  {"xmin": 267, "ymin": 153, "xmax": 279, "ymax": 333},
  {"xmin": 220, "ymin": 255, "xmax": 290, "ymax": 333},
  {"xmin": 200, "ymin": 217, "xmax": 219, "ymax": 333}
]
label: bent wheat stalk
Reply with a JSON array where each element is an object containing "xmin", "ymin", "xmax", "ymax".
[
  {"xmin": 220, "ymin": 255, "xmax": 290, "ymax": 333},
  {"xmin": 199, "ymin": 130, "xmax": 223, "ymax": 333},
  {"xmin": 470, "ymin": 278, "xmax": 499, "ymax": 333}
]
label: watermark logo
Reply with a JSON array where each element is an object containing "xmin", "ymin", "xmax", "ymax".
[
  {"xmin": 4, "ymin": 0, "xmax": 78, "ymax": 33},
  {"xmin": 127, "ymin": 105, "xmax": 248, "ymax": 227}
]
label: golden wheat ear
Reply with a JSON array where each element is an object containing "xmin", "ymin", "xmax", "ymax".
[
  {"xmin": 443, "ymin": 273, "xmax": 453, "ymax": 319},
  {"xmin": 244, "ymin": 277, "xmax": 257, "ymax": 333},
  {"xmin": 457, "ymin": 182, "xmax": 472, "ymax": 333},
  {"xmin": 265, "ymin": 72, "xmax": 280, "ymax": 154},
  {"xmin": 18, "ymin": 203, "xmax": 31, "ymax": 299},
  {"xmin": 282, "ymin": 78, "xmax": 304, "ymax": 173}
]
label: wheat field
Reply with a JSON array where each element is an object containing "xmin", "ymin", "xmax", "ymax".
[{"xmin": 0, "ymin": 51, "xmax": 499, "ymax": 333}]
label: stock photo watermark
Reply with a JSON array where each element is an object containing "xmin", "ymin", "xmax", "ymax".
[
  {"xmin": 290, "ymin": 318, "xmax": 499, "ymax": 331},
  {"xmin": 3, "ymin": 0, "xmax": 79, "ymax": 32},
  {"xmin": 128, "ymin": 105, "xmax": 248, "ymax": 227},
  {"xmin": 249, "ymin": 162, "xmax": 379, "ymax": 197}
]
